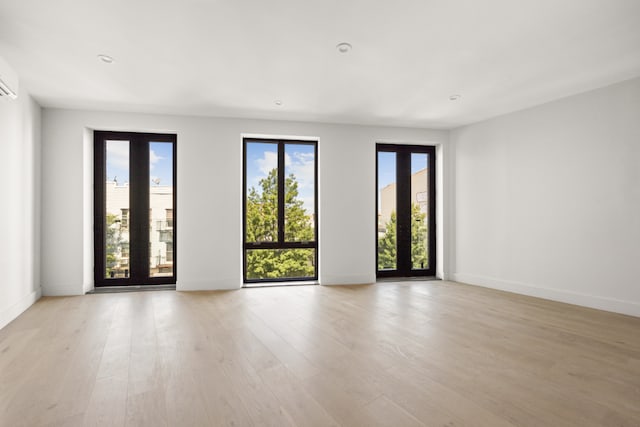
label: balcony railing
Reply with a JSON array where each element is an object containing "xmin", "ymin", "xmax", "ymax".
[{"xmin": 155, "ymin": 220, "xmax": 173, "ymax": 230}]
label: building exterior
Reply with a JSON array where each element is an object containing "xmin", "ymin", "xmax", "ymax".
[{"xmin": 105, "ymin": 180, "xmax": 174, "ymax": 278}]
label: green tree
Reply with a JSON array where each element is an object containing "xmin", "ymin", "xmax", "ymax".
[
  {"xmin": 378, "ymin": 211, "xmax": 397, "ymax": 270},
  {"xmin": 410, "ymin": 203, "xmax": 429, "ymax": 269},
  {"xmin": 377, "ymin": 203, "xmax": 428, "ymax": 270},
  {"xmin": 246, "ymin": 169, "xmax": 314, "ymax": 279},
  {"xmin": 246, "ymin": 169, "xmax": 278, "ymax": 242},
  {"xmin": 105, "ymin": 213, "xmax": 123, "ymax": 276}
]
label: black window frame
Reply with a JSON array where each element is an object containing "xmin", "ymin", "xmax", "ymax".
[
  {"xmin": 94, "ymin": 130, "xmax": 177, "ymax": 287},
  {"xmin": 242, "ymin": 137, "xmax": 319, "ymax": 284},
  {"xmin": 376, "ymin": 143, "xmax": 436, "ymax": 278}
]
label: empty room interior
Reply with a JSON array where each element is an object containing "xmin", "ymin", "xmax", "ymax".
[{"xmin": 1, "ymin": 1, "xmax": 640, "ymax": 426}]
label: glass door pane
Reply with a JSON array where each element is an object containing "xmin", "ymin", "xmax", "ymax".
[
  {"xmin": 284, "ymin": 143, "xmax": 315, "ymax": 242},
  {"xmin": 245, "ymin": 142, "xmax": 278, "ymax": 243},
  {"xmin": 149, "ymin": 142, "xmax": 174, "ymax": 277},
  {"xmin": 105, "ymin": 140, "xmax": 130, "ymax": 279},
  {"xmin": 377, "ymin": 151, "xmax": 397, "ymax": 271},
  {"xmin": 411, "ymin": 153, "xmax": 429, "ymax": 270},
  {"xmin": 245, "ymin": 249, "xmax": 316, "ymax": 280}
]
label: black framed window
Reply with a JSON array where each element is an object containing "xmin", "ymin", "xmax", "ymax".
[
  {"xmin": 94, "ymin": 131, "xmax": 177, "ymax": 286},
  {"xmin": 376, "ymin": 143, "xmax": 436, "ymax": 278},
  {"xmin": 243, "ymin": 138, "xmax": 318, "ymax": 283}
]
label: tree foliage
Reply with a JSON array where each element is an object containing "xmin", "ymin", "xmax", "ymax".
[
  {"xmin": 378, "ymin": 203, "xmax": 428, "ymax": 270},
  {"xmin": 105, "ymin": 213, "xmax": 123, "ymax": 276},
  {"xmin": 246, "ymin": 169, "xmax": 314, "ymax": 279},
  {"xmin": 377, "ymin": 211, "xmax": 397, "ymax": 270}
]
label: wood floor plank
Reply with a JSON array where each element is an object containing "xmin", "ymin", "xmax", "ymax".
[
  {"xmin": 83, "ymin": 375, "xmax": 128, "ymax": 426},
  {"xmin": 191, "ymin": 365, "xmax": 254, "ymax": 427},
  {"xmin": 242, "ymin": 310, "xmax": 321, "ymax": 380},
  {"xmin": 259, "ymin": 364, "xmax": 340, "ymax": 427},
  {"xmin": 359, "ymin": 395, "xmax": 423, "ymax": 427}
]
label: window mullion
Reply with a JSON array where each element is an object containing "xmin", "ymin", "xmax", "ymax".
[{"xmin": 277, "ymin": 142, "xmax": 285, "ymax": 245}]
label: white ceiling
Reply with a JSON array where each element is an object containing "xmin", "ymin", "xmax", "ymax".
[{"xmin": 1, "ymin": 0, "xmax": 639, "ymax": 129}]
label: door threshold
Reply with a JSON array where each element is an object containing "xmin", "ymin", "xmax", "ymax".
[{"xmin": 87, "ymin": 284, "xmax": 176, "ymax": 294}]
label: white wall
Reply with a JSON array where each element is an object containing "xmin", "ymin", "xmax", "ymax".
[
  {"xmin": 450, "ymin": 76, "xmax": 640, "ymax": 317},
  {"xmin": 41, "ymin": 110, "xmax": 448, "ymax": 295},
  {"xmin": 0, "ymin": 92, "xmax": 42, "ymax": 329}
]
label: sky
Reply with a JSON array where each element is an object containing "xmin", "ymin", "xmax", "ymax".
[
  {"xmin": 246, "ymin": 142, "xmax": 315, "ymax": 214},
  {"xmin": 106, "ymin": 141, "xmax": 173, "ymax": 186}
]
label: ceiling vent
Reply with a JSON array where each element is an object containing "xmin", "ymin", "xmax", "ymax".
[{"xmin": 0, "ymin": 56, "xmax": 19, "ymax": 100}]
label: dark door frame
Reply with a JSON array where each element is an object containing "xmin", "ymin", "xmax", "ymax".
[
  {"xmin": 376, "ymin": 143, "xmax": 436, "ymax": 278},
  {"xmin": 94, "ymin": 130, "xmax": 177, "ymax": 287}
]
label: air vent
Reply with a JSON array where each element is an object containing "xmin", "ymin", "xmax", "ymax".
[
  {"xmin": 0, "ymin": 80, "xmax": 17, "ymax": 99},
  {"xmin": 0, "ymin": 57, "xmax": 19, "ymax": 100}
]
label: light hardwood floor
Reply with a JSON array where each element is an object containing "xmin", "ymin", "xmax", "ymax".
[{"xmin": 1, "ymin": 281, "xmax": 639, "ymax": 426}]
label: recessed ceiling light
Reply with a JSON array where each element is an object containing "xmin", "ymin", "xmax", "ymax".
[
  {"xmin": 336, "ymin": 42, "xmax": 352, "ymax": 53},
  {"xmin": 449, "ymin": 94, "xmax": 461, "ymax": 101},
  {"xmin": 274, "ymin": 100, "xmax": 282, "ymax": 106},
  {"xmin": 97, "ymin": 54, "xmax": 114, "ymax": 64}
]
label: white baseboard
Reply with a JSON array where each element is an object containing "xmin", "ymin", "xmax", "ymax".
[
  {"xmin": 452, "ymin": 273, "xmax": 640, "ymax": 317},
  {"xmin": 320, "ymin": 274, "xmax": 375, "ymax": 286},
  {"xmin": 42, "ymin": 284, "xmax": 84, "ymax": 296},
  {"xmin": 0, "ymin": 287, "xmax": 42, "ymax": 330},
  {"xmin": 177, "ymin": 279, "xmax": 241, "ymax": 291}
]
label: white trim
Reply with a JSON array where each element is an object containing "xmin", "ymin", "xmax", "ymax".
[
  {"xmin": 320, "ymin": 274, "xmax": 375, "ymax": 286},
  {"xmin": 177, "ymin": 279, "xmax": 241, "ymax": 291},
  {"xmin": 241, "ymin": 133, "xmax": 319, "ymax": 141},
  {"xmin": 82, "ymin": 127, "xmax": 94, "ymax": 294},
  {"xmin": 452, "ymin": 273, "xmax": 640, "ymax": 317},
  {"xmin": 0, "ymin": 287, "xmax": 42, "ymax": 330},
  {"xmin": 42, "ymin": 283, "xmax": 84, "ymax": 296}
]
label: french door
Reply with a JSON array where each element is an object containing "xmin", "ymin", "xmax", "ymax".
[
  {"xmin": 94, "ymin": 131, "xmax": 177, "ymax": 286},
  {"xmin": 376, "ymin": 144, "xmax": 436, "ymax": 278}
]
